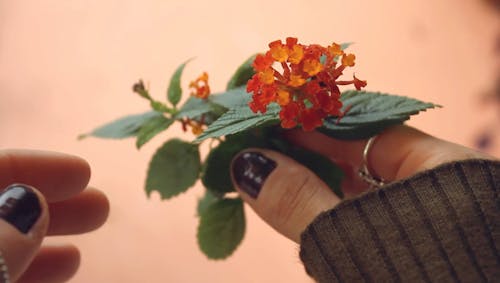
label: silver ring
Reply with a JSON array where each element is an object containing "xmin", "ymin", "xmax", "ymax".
[
  {"xmin": 0, "ymin": 251, "xmax": 10, "ymax": 283},
  {"xmin": 358, "ymin": 135, "xmax": 386, "ymax": 189}
]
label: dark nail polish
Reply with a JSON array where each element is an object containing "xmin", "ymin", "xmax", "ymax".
[
  {"xmin": 0, "ymin": 184, "xmax": 41, "ymax": 234},
  {"xmin": 232, "ymin": 152, "xmax": 277, "ymax": 199}
]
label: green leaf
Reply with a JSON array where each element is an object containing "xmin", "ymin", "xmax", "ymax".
[
  {"xmin": 79, "ymin": 111, "xmax": 162, "ymax": 140},
  {"xmin": 195, "ymin": 104, "xmax": 280, "ymax": 142},
  {"xmin": 175, "ymin": 87, "xmax": 250, "ymax": 124},
  {"xmin": 339, "ymin": 90, "xmax": 439, "ymax": 124},
  {"xmin": 286, "ymin": 147, "xmax": 344, "ymax": 197},
  {"xmin": 226, "ymin": 55, "xmax": 256, "ymax": 90},
  {"xmin": 197, "ymin": 190, "xmax": 220, "ymax": 216},
  {"xmin": 167, "ymin": 60, "xmax": 190, "ymax": 107},
  {"xmin": 320, "ymin": 116, "xmax": 407, "ymax": 140},
  {"xmin": 319, "ymin": 119, "xmax": 405, "ymax": 140},
  {"xmin": 202, "ymin": 132, "xmax": 269, "ymax": 195},
  {"xmin": 202, "ymin": 141, "xmax": 238, "ymax": 195},
  {"xmin": 150, "ymin": 100, "xmax": 171, "ymax": 113},
  {"xmin": 145, "ymin": 139, "xmax": 201, "ymax": 199},
  {"xmin": 197, "ymin": 198, "xmax": 245, "ymax": 259},
  {"xmin": 136, "ymin": 115, "xmax": 174, "ymax": 149},
  {"xmin": 210, "ymin": 87, "xmax": 251, "ymax": 109},
  {"xmin": 176, "ymin": 97, "xmax": 214, "ymax": 119},
  {"xmin": 341, "ymin": 42, "xmax": 353, "ymax": 50},
  {"xmin": 256, "ymin": 128, "xmax": 344, "ymax": 196},
  {"xmin": 320, "ymin": 90, "xmax": 440, "ymax": 140}
]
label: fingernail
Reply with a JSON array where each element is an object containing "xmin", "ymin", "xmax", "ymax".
[
  {"xmin": 232, "ymin": 152, "xmax": 277, "ymax": 199},
  {"xmin": 0, "ymin": 184, "xmax": 41, "ymax": 234}
]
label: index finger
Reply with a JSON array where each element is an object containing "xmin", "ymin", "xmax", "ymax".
[
  {"xmin": 286, "ymin": 125, "xmax": 488, "ymax": 182},
  {"xmin": 0, "ymin": 150, "xmax": 91, "ymax": 202}
]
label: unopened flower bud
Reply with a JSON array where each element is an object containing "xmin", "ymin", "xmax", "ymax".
[{"xmin": 133, "ymin": 80, "xmax": 150, "ymax": 99}]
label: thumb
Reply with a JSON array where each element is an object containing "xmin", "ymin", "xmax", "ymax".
[
  {"xmin": 0, "ymin": 184, "xmax": 49, "ymax": 282},
  {"xmin": 231, "ymin": 150, "xmax": 340, "ymax": 243}
]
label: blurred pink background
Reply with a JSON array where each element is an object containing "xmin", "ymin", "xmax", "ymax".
[{"xmin": 0, "ymin": 0, "xmax": 498, "ymax": 282}]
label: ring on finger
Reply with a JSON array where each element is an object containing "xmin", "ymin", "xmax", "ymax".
[{"xmin": 358, "ymin": 135, "xmax": 386, "ymax": 189}]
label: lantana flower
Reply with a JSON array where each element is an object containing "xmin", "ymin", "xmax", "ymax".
[
  {"xmin": 181, "ymin": 72, "xmax": 212, "ymax": 135},
  {"xmin": 246, "ymin": 37, "xmax": 367, "ymax": 131},
  {"xmin": 189, "ymin": 72, "xmax": 211, "ymax": 99}
]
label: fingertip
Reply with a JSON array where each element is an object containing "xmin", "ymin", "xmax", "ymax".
[
  {"xmin": 17, "ymin": 244, "xmax": 81, "ymax": 283},
  {"xmin": 77, "ymin": 188, "xmax": 110, "ymax": 233},
  {"xmin": 231, "ymin": 149, "xmax": 278, "ymax": 200},
  {"xmin": 49, "ymin": 152, "xmax": 92, "ymax": 199},
  {"xmin": 68, "ymin": 154, "xmax": 92, "ymax": 190},
  {"xmin": 231, "ymin": 149, "xmax": 339, "ymax": 243},
  {"xmin": 0, "ymin": 150, "xmax": 92, "ymax": 202},
  {"xmin": 0, "ymin": 184, "xmax": 50, "ymax": 281},
  {"xmin": 0, "ymin": 184, "xmax": 49, "ymax": 238},
  {"xmin": 47, "ymin": 188, "xmax": 110, "ymax": 235}
]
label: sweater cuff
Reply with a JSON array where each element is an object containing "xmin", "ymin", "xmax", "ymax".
[{"xmin": 299, "ymin": 159, "xmax": 499, "ymax": 283}]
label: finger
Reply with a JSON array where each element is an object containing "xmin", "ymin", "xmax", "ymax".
[
  {"xmin": 333, "ymin": 159, "xmax": 371, "ymax": 197},
  {"xmin": 287, "ymin": 125, "xmax": 490, "ymax": 182},
  {"xmin": 48, "ymin": 188, "xmax": 110, "ymax": 235},
  {"xmin": 0, "ymin": 184, "xmax": 49, "ymax": 282},
  {"xmin": 17, "ymin": 245, "xmax": 80, "ymax": 283},
  {"xmin": 286, "ymin": 125, "xmax": 425, "ymax": 180},
  {"xmin": 47, "ymin": 189, "xmax": 109, "ymax": 235},
  {"xmin": 231, "ymin": 149, "xmax": 340, "ymax": 243},
  {"xmin": 285, "ymin": 126, "xmax": 419, "ymax": 197},
  {"xmin": 286, "ymin": 130, "xmax": 367, "ymax": 167},
  {"xmin": 0, "ymin": 150, "xmax": 91, "ymax": 202}
]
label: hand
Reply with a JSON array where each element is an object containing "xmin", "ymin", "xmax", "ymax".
[
  {"xmin": 0, "ymin": 150, "xmax": 109, "ymax": 283},
  {"xmin": 230, "ymin": 125, "xmax": 493, "ymax": 242}
]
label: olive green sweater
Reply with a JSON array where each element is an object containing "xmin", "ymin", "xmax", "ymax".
[{"xmin": 300, "ymin": 159, "xmax": 499, "ymax": 282}]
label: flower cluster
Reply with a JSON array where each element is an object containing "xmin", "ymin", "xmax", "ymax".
[
  {"xmin": 181, "ymin": 72, "xmax": 212, "ymax": 135},
  {"xmin": 189, "ymin": 72, "xmax": 211, "ymax": 99},
  {"xmin": 180, "ymin": 118, "xmax": 205, "ymax": 135},
  {"xmin": 246, "ymin": 37, "xmax": 367, "ymax": 131}
]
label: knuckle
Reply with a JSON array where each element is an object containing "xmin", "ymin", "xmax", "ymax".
[{"xmin": 267, "ymin": 167, "xmax": 322, "ymax": 229}]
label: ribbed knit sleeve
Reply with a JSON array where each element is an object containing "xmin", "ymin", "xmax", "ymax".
[{"xmin": 299, "ymin": 159, "xmax": 499, "ymax": 283}]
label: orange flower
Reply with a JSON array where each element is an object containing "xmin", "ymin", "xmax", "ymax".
[
  {"xmin": 246, "ymin": 37, "xmax": 367, "ymax": 131},
  {"xmin": 277, "ymin": 89, "xmax": 291, "ymax": 106},
  {"xmin": 303, "ymin": 59, "xmax": 323, "ymax": 76},
  {"xmin": 353, "ymin": 74, "xmax": 367, "ymax": 90},
  {"xmin": 279, "ymin": 101, "xmax": 301, "ymax": 129},
  {"xmin": 190, "ymin": 122, "xmax": 203, "ymax": 135},
  {"xmin": 328, "ymin": 43, "xmax": 344, "ymax": 57},
  {"xmin": 253, "ymin": 53, "xmax": 273, "ymax": 71},
  {"xmin": 288, "ymin": 75, "xmax": 306, "ymax": 87},
  {"xmin": 341, "ymin": 54, "xmax": 356, "ymax": 67},
  {"xmin": 180, "ymin": 118, "xmax": 206, "ymax": 136},
  {"xmin": 300, "ymin": 108, "xmax": 324, "ymax": 131},
  {"xmin": 288, "ymin": 44, "xmax": 304, "ymax": 64},
  {"xmin": 189, "ymin": 72, "xmax": 211, "ymax": 99},
  {"xmin": 269, "ymin": 40, "xmax": 289, "ymax": 62},
  {"xmin": 246, "ymin": 75, "xmax": 261, "ymax": 93},
  {"xmin": 258, "ymin": 68, "xmax": 275, "ymax": 85}
]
